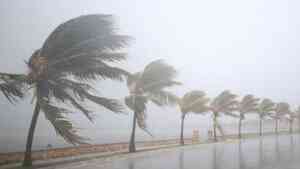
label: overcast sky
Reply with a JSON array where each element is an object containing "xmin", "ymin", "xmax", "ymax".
[{"xmin": 1, "ymin": 0, "xmax": 300, "ymax": 151}]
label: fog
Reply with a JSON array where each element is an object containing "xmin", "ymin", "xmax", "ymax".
[{"xmin": 1, "ymin": 0, "xmax": 300, "ymax": 152}]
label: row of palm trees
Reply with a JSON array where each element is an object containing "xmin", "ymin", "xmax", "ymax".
[
  {"xmin": 178, "ymin": 90, "xmax": 300, "ymax": 145},
  {"xmin": 0, "ymin": 14, "xmax": 299, "ymax": 167}
]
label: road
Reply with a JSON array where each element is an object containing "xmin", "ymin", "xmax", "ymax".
[{"xmin": 42, "ymin": 134, "xmax": 300, "ymax": 169}]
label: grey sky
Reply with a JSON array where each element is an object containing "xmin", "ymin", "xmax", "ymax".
[{"xmin": 1, "ymin": 0, "xmax": 300, "ymax": 152}]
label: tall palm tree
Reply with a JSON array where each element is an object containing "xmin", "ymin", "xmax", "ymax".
[
  {"xmin": 0, "ymin": 14, "xmax": 130, "ymax": 167},
  {"xmin": 178, "ymin": 90, "xmax": 210, "ymax": 145},
  {"xmin": 125, "ymin": 60, "xmax": 180, "ymax": 152},
  {"xmin": 273, "ymin": 102, "xmax": 290, "ymax": 134},
  {"xmin": 237, "ymin": 94, "xmax": 260, "ymax": 139},
  {"xmin": 210, "ymin": 90, "xmax": 239, "ymax": 141},
  {"xmin": 257, "ymin": 98, "xmax": 275, "ymax": 136}
]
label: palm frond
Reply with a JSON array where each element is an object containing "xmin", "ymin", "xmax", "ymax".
[
  {"xmin": 275, "ymin": 102, "xmax": 290, "ymax": 116},
  {"xmin": 0, "ymin": 81, "xmax": 24, "ymax": 103},
  {"xmin": 180, "ymin": 90, "xmax": 210, "ymax": 114},
  {"xmin": 147, "ymin": 90, "xmax": 179, "ymax": 107},
  {"xmin": 69, "ymin": 62, "xmax": 129, "ymax": 81},
  {"xmin": 238, "ymin": 94, "xmax": 260, "ymax": 114},
  {"xmin": 41, "ymin": 14, "xmax": 130, "ymax": 61},
  {"xmin": 125, "ymin": 95, "xmax": 147, "ymax": 113},
  {"xmin": 258, "ymin": 98, "xmax": 275, "ymax": 117},
  {"xmin": 53, "ymin": 78, "xmax": 124, "ymax": 113},
  {"xmin": 51, "ymin": 52, "xmax": 127, "ymax": 70},
  {"xmin": 84, "ymin": 93, "xmax": 124, "ymax": 113},
  {"xmin": 0, "ymin": 72, "xmax": 26, "ymax": 80},
  {"xmin": 138, "ymin": 60, "xmax": 180, "ymax": 91},
  {"xmin": 39, "ymin": 99, "xmax": 87, "ymax": 144},
  {"xmin": 47, "ymin": 81, "xmax": 94, "ymax": 121},
  {"xmin": 211, "ymin": 90, "xmax": 238, "ymax": 113},
  {"xmin": 0, "ymin": 73, "xmax": 27, "ymax": 103}
]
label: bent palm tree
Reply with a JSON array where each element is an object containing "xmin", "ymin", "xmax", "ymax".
[
  {"xmin": 237, "ymin": 95, "xmax": 259, "ymax": 138},
  {"xmin": 273, "ymin": 102, "xmax": 290, "ymax": 134},
  {"xmin": 257, "ymin": 99, "xmax": 275, "ymax": 136},
  {"xmin": 1, "ymin": 14, "xmax": 130, "ymax": 167},
  {"xmin": 125, "ymin": 60, "xmax": 180, "ymax": 152},
  {"xmin": 210, "ymin": 90, "xmax": 239, "ymax": 141},
  {"xmin": 178, "ymin": 90, "xmax": 210, "ymax": 145}
]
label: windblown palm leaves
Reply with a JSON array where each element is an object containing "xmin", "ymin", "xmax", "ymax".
[
  {"xmin": 237, "ymin": 94, "xmax": 260, "ymax": 138},
  {"xmin": 178, "ymin": 90, "xmax": 210, "ymax": 145},
  {"xmin": 1, "ymin": 14, "xmax": 130, "ymax": 166},
  {"xmin": 273, "ymin": 102, "xmax": 290, "ymax": 134},
  {"xmin": 0, "ymin": 73, "xmax": 25, "ymax": 102},
  {"xmin": 210, "ymin": 90, "xmax": 239, "ymax": 141},
  {"xmin": 125, "ymin": 60, "xmax": 180, "ymax": 152},
  {"xmin": 257, "ymin": 98, "xmax": 275, "ymax": 136}
]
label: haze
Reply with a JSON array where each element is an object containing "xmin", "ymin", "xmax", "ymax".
[{"xmin": 0, "ymin": 0, "xmax": 299, "ymax": 152}]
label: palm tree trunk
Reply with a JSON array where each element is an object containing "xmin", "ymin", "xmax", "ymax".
[
  {"xmin": 275, "ymin": 119, "xmax": 278, "ymax": 134},
  {"xmin": 23, "ymin": 102, "xmax": 40, "ymax": 167},
  {"xmin": 129, "ymin": 111, "xmax": 137, "ymax": 152},
  {"xmin": 238, "ymin": 117, "xmax": 242, "ymax": 139},
  {"xmin": 213, "ymin": 112, "xmax": 217, "ymax": 142},
  {"xmin": 180, "ymin": 114, "xmax": 185, "ymax": 145},
  {"xmin": 289, "ymin": 119, "xmax": 293, "ymax": 133},
  {"xmin": 259, "ymin": 117, "xmax": 263, "ymax": 136}
]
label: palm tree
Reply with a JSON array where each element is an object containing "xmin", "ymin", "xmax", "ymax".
[
  {"xmin": 237, "ymin": 94, "xmax": 259, "ymax": 139},
  {"xmin": 257, "ymin": 98, "xmax": 275, "ymax": 136},
  {"xmin": 178, "ymin": 90, "xmax": 210, "ymax": 145},
  {"xmin": 273, "ymin": 102, "xmax": 290, "ymax": 134},
  {"xmin": 287, "ymin": 110, "xmax": 297, "ymax": 133},
  {"xmin": 0, "ymin": 14, "xmax": 130, "ymax": 167},
  {"xmin": 125, "ymin": 60, "xmax": 180, "ymax": 152},
  {"xmin": 210, "ymin": 90, "xmax": 239, "ymax": 141}
]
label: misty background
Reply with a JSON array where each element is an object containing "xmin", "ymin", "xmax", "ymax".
[{"xmin": 0, "ymin": 0, "xmax": 299, "ymax": 153}]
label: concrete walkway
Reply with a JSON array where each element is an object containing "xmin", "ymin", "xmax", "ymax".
[{"xmin": 1, "ymin": 142, "xmax": 195, "ymax": 169}]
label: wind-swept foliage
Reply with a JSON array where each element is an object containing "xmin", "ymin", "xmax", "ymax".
[
  {"xmin": 237, "ymin": 94, "xmax": 260, "ymax": 138},
  {"xmin": 0, "ymin": 73, "xmax": 26, "ymax": 103},
  {"xmin": 257, "ymin": 98, "xmax": 275, "ymax": 136},
  {"xmin": 178, "ymin": 90, "xmax": 210, "ymax": 145},
  {"xmin": 1, "ymin": 14, "xmax": 130, "ymax": 166},
  {"xmin": 125, "ymin": 60, "xmax": 180, "ymax": 152},
  {"xmin": 273, "ymin": 102, "xmax": 290, "ymax": 134},
  {"xmin": 210, "ymin": 90, "xmax": 239, "ymax": 141}
]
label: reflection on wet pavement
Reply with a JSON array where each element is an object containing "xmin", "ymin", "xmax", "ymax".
[{"xmin": 44, "ymin": 134, "xmax": 300, "ymax": 169}]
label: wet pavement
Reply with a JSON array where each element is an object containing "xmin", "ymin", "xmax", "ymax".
[{"xmin": 43, "ymin": 134, "xmax": 300, "ymax": 169}]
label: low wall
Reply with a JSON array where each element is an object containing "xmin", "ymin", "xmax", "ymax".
[{"xmin": 0, "ymin": 138, "xmax": 195, "ymax": 165}]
